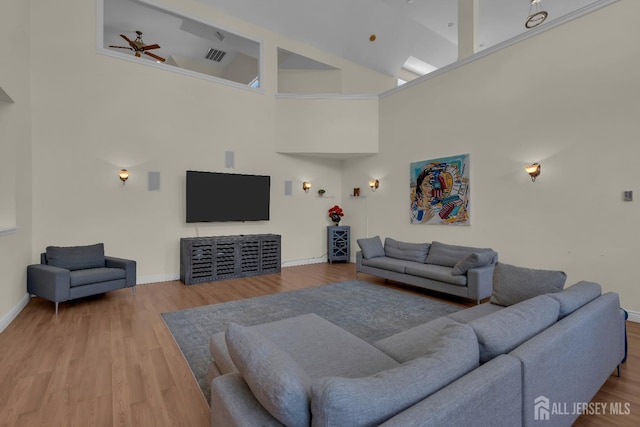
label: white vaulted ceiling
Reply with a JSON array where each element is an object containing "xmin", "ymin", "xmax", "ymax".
[{"xmin": 103, "ymin": 0, "xmax": 614, "ymax": 79}]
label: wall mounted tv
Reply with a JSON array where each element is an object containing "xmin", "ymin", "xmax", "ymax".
[{"xmin": 186, "ymin": 171, "xmax": 271, "ymax": 223}]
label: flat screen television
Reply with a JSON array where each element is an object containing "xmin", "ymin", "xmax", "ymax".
[{"xmin": 186, "ymin": 171, "xmax": 271, "ymax": 222}]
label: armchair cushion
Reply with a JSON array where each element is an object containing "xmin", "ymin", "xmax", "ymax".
[
  {"xmin": 45, "ymin": 243, "xmax": 105, "ymax": 271},
  {"xmin": 69, "ymin": 268, "xmax": 126, "ymax": 287}
]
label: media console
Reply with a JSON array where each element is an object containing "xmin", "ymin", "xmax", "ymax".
[{"xmin": 180, "ymin": 234, "xmax": 281, "ymax": 285}]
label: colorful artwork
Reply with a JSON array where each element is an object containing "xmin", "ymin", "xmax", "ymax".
[{"xmin": 410, "ymin": 154, "xmax": 470, "ymax": 225}]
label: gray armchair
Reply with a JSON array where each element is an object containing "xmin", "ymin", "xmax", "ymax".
[{"xmin": 27, "ymin": 243, "xmax": 136, "ymax": 314}]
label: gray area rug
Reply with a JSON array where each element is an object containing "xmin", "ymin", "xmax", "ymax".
[{"xmin": 161, "ymin": 280, "xmax": 461, "ymax": 403}]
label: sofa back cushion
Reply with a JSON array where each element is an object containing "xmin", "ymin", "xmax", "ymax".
[
  {"xmin": 226, "ymin": 322, "xmax": 312, "ymax": 427},
  {"xmin": 547, "ymin": 281, "xmax": 602, "ymax": 319},
  {"xmin": 468, "ymin": 295, "xmax": 560, "ymax": 363},
  {"xmin": 45, "ymin": 243, "xmax": 106, "ymax": 271},
  {"xmin": 357, "ymin": 236, "xmax": 385, "ymax": 259},
  {"xmin": 310, "ymin": 323, "xmax": 479, "ymax": 427},
  {"xmin": 425, "ymin": 241, "xmax": 494, "ymax": 268},
  {"xmin": 384, "ymin": 238, "xmax": 430, "ymax": 263},
  {"xmin": 490, "ymin": 262, "xmax": 567, "ymax": 307}
]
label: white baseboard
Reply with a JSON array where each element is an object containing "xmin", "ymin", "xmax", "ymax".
[
  {"xmin": 281, "ymin": 257, "xmax": 326, "ymax": 267},
  {"xmin": 137, "ymin": 273, "xmax": 180, "ymax": 285},
  {"xmin": 626, "ymin": 310, "xmax": 640, "ymax": 323},
  {"xmin": 0, "ymin": 293, "xmax": 30, "ymax": 333}
]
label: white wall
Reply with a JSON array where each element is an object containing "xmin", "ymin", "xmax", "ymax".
[
  {"xmin": 26, "ymin": 0, "xmax": 391, "ymax": 284},
  {"xmin": 343, "ymin": 0, "xmax": 640, "ymax": 313},
  {"xmin": 0, "ymin": 0, "xmax": 32, "ymax": 330}
]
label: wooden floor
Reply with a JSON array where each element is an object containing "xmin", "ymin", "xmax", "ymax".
[{"xmin": 0, "ymin": 263, "xmax": 637, "ymax": 426}]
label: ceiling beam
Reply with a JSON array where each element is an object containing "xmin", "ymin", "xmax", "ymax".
[{"xmin": 458, "ymin": 0, "xmax": 479, "ymax": 60}]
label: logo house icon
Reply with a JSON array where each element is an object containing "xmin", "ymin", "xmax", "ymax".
[{"xmin": 534, "ymin": 396, "xmax": 550, "ymax": 421}]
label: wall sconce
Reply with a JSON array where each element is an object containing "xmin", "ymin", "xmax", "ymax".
[
  {"xmin": 524, "ymin": 163, "xmax": 541, "ymax": 182},
  {"xmin": 369, "ymin": 179, "xmax": 379, "ymax": 192},
  {"xmin": 118, "ymin": 169, "xmax": 129, "ymax": 185},
  {"xmin": 302, "ymin": 181, "xmax": 312, "ymax": 193}
]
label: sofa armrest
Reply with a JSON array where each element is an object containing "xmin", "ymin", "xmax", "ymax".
[
  {"xmin": 211, "ymin": 373, "xmax": 284, "ymax": 427},
  {"xmin": 105, "ymin": 256, "xmax": 137, "ymax": 287},
  {"xmin": 27, "ymin": 264, "xmax": 71, "ymax": 302},
  {"xmin": 466, "ymin": 264, "xmax": 495, "ymax": 303}
]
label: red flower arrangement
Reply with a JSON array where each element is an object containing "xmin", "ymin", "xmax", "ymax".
[{"xmin": 328, "ymin": 205, "xmax": 344, "ymax": 225}]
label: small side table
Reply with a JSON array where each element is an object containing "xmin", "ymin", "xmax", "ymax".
[{"xmin": 327, "ymin": 225, "xmax": 350, "ymax": 263}]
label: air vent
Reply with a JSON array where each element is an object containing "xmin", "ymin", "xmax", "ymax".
[{"xmin": 205, "ymin": 48, "xmax": 226, "ymax": 62}]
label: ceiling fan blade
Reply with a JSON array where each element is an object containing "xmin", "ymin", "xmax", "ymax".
[
  {"xmin": 108, "ymin": 45, "xmax": 133, "ymax": 50},
  {"xmin": 143, "ymin": 44, "xmax": 161, "ymax": 50},
  {"xmin": 145, "ymin": 51, "xmax": 166, "ymax": 62},
  {"xmin": 120, "ymin": 34, "xmax": 133, "ymax": 43}
]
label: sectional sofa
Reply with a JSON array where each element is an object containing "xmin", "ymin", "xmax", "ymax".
[
  {"xmin": 356, "ymin": 237, "xmax": 498, "ymax": 303},
  {"xmin": 208, "ymin": 265, "xmax": 626, "ymax": 427}
]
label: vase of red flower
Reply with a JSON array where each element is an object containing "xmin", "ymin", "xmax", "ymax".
[{"xmin": 328, "ymin": 205, "xmax": 344, "ymax": 225}]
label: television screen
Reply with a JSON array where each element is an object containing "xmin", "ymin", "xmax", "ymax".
[{"xmin": 186, "ymin": 171, "xmax": 271, "ymax": 222}]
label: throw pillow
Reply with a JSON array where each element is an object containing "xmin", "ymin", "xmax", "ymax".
[
  {"xmin": 357, "ymin": 236, "xmax": 385, "ymax": 259},
  {"xmin": 490, "ymin": 262, "xmax": 567, "ymax": 307},
  {"xmin": 225, "ymin": 322, "xmax": 312, "ymax": 427},
  {"xmin": 384, "ymin": 238, "xmax": 430, "ymax": 263},
  {"xmin": 45, "ymin": 243, "xmax": 106, "ymax": 271},
  {"xmin": 425, "ymin": 241, "xmax": 494, "ymax": 268},
  {"xmin": 452, "ymin": 251, "xmax": 498, "ymax": 276}
]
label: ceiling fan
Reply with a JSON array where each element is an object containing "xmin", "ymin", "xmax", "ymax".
[{"xmin": 109, "ymin": 30, "xmax": 166, "ymax": 62}]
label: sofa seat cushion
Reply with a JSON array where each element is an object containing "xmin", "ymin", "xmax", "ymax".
[
  {"xmin": 361, "ymin": 256, "xmax": 418, "ymax": 274},
  {"xmin": 211, "ymin": 314, "xmax": 399, "ymax": 378},
  {"xmin": 357, "ymin": 236, "xmax": 385, "ymax": 259},
  {"xmin": 384, "ymin": 238, "xmax": 430, "ymax": 263},
  {"xmin": 547, "ymin": 281, "xmax": 602, "ymax": 319},
  {"xmin": 373, "ymin": 316, "xmax": 461, "ymax": 363},
  {"xmin": 404, "ymin": 264, "xmax": 467, "ymax": 286},
  {"xmin": 490, "ymin": 262, "xmax": 567, "ymax": 306},
  {"xmin": 425, "ymin": 241, "xmax": 494, "ymax": 268},
  {"xmin": 468, "ymin": 295, "xmax": 560, "ymax": 363},
  {"xmin": 310, "ymin": 323, "xmax": 479, "ymax": 427},
  {"xmin": 447, "ymin": 302, "xmax": 504, "ymax": 324},
  {"xmin": 46, "ymin": 243, "xmax": 106, "ymax": 271},
  {"xmin": 69, "ymin": 267, "xmax": 126, "ymax": 287},
  {"xmin": 226, "ymin": 322, "xmax": 312, "ymax": 427}
]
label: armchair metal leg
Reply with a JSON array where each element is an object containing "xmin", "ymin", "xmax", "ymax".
[
  {"xmin": 55, "ymin": 302, "xmax": 59, "ymax": 315},
  {"xmin": 132, "ymin": 286, "xmax": 136, "ymax": 296}
]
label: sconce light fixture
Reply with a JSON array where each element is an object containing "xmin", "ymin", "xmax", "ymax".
[
  {"xmin": 302, "ymin": 181, "xmax": 312, "ymax": 193},
  {"xmin": 369, "ymin": 179, "xmax": 380, "ymax": 192},
  {"xmin": 524, "ymin": 163, "xmax": 541, "ymax": 182},
  {"xmin": 118, "ymin": 169, "xmax": 129, "ymax": 185}
]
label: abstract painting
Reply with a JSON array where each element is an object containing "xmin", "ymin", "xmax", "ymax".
[{"xmin": 410, "ymin": 154, "xmax": 470, "ymax": 225}]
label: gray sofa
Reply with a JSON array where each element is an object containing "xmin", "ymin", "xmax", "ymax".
[
  {"xmin": 27, "ymin": 243, "xmax": 136, "ymax": 314},
  {"xmin": 208, "ymin": 270, "xmax": 625, "ymax": 427},
  {"xmin": 356, "ymin": 237, "xmax": 498, "ymax": 303}
]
